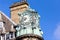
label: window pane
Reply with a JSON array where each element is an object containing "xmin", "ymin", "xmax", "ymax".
[
  {"xmin": 11, "ymin": 33, "xmax": 13, "ymax": 38},
  {"xmin": 6, "ymin": 34, "xmax": 9, "ymax": 40},
  {"xmin": 0, "ymin": 22, "xmax": 3, "ymax": 29}
]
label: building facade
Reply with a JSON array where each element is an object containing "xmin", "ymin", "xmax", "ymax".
[
  {"xmin": 0, "ymin": 0, "xmax": 43, "ymax": 40},
  {"xmin": 0, "ymin": 11, "xmax": 16, "ymax": 40}
]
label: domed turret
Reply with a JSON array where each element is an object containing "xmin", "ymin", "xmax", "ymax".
[{"xmin": 16, "ymin": 7, "xmax": 43, "ymax": 40}]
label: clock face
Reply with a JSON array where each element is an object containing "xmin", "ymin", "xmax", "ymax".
[{"xmin": 23, "ymin": 15, "xmax": 30, "ymax": 22}]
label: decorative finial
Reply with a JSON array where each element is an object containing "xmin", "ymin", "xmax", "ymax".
[{"xmin": 21, "ymin": 0, "xmax": 27, "ymax": 2}]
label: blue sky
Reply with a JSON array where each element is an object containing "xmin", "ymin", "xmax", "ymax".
[{"xmin": 0, "ymin": 0, "xmax": 60, "ymax": 40}]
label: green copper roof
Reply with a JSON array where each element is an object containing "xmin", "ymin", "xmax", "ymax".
[{"xmin": 16, "ymin": 7, "xmax": 43, "ymax": 37}]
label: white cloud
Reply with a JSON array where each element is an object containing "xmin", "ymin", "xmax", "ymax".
[{"xmin": 54, "ymin": 23, "xmax": 60, "ymax": 40}]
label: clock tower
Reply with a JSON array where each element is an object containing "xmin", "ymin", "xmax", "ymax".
[{"xmin": 10, "ymin": 0, "xmax": 44, "ymax": 40}]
